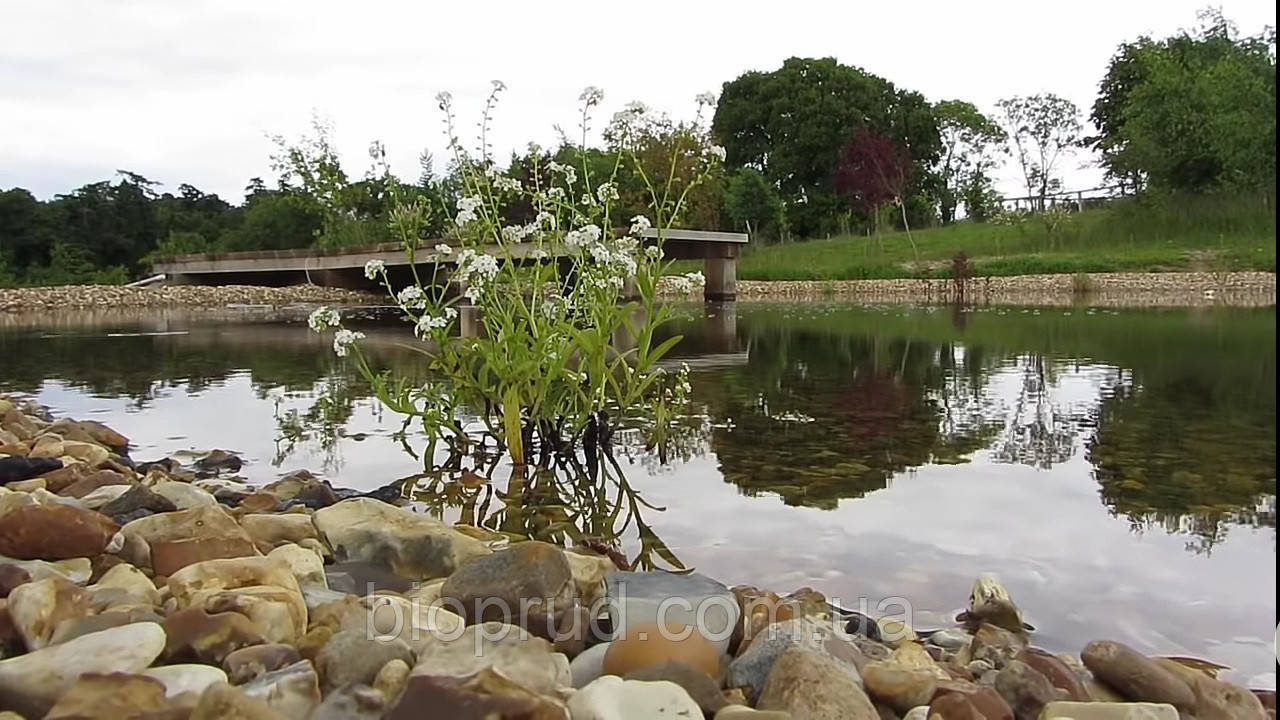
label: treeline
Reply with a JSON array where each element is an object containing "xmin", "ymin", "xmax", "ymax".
[{"xmin": 0, "ymin": 9, "xmax": 1273, "ymax": 286}]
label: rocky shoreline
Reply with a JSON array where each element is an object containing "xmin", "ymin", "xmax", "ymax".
[
  {"xmin": 1, "ymin": 393, "xmax": 1275, "ymax": 719},
  {"xmin": 0, "ymin": 284, "xmax": 379, "ymax": 313},
  {"xmin": 3, "ymin": 271, "xmax": 1275, "ymax": 315},
  {"xmin": 663, "ymin": 271, "xmax": 1278, "ymax": 307}
]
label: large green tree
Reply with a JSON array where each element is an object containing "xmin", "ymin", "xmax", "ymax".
[
  {"xmin": 996, "ymin": 94, "xmax": 1082, "ymax": 209},
  {"xmin": 933, "ymin": 100, "xmax": 1006, "ymax": 223},
  {"xmin": 711, "ymin": 57, "xmax": 940, "ymax": 237},
  {"xmin": 1090, "ymin": 10, "xmax": 1276, "ymax": 192}
]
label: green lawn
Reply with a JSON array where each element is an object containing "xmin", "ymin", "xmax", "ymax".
[{"xmin": 708, "ymin": 193, "xmax": 1276, "ymax": 280}]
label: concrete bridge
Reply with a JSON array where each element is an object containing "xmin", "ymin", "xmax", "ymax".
[{"xmin": 151, "ymin": 228, "xmax": 747, "ymax": 302}]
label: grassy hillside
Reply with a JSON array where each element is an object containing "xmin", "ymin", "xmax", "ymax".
[{"xmin": 721, "ymin": 192, "xmax": 1276, "ymax": 280}]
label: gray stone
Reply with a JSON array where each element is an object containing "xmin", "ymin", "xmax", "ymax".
[
  {"xmin": 312, "ymin": 498, "xmax": 490, "ymax": 581},
  {"xmin": 441, "ymin": 540, "xmax": 574, "ymax": 637},
  {"xmin": 240, "ymin": 659, "xmax": 322, "ymax": 719},
  {"xmin": 315, "ymin": 629, "xmax": 414, "ymax": 692},
  {"xmin": 994, "ymin": 659, "xmax": 1057, "ymax": 719},
  {"xmin": 727, "ymin": 616, "xmax": 864, "ymax": 702},
  {"xmin": 757, "ymin": 645, "xmax": 879, "ymax": 720},
  {"xmin": 410, "ymin": 621, "xmax": 570, "ymax": 694},
  {"xmin": 605, "ymin": 570, "xmax": 739, "ymax": 655}
]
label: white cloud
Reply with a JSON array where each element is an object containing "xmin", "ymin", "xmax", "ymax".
[{"xmin": 2, "ymin": 0, "xmax": 1275, "ymax": 200}]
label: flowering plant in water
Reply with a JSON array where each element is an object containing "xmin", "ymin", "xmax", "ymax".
[{"xmin": 309, "ymin": 83, "xmax": 720, "ymax": 468}]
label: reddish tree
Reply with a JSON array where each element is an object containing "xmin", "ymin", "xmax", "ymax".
[{"xmin": 833, "ymin": 129, "xmax": 918, "ymax": 258}]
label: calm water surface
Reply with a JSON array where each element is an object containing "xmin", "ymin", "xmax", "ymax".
[{"xmin": 1, "ymin": 302, "xmax": 1274, "ymax": 686}]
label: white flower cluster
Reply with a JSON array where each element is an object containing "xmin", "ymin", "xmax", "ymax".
[
  {"xmin": 644, "ymin": 245, "xmax": 663, "ymax": 260},
  {"xmin": 414, "ymin": 306, "xmax": 458, "ymax": 338},
  {"xmin": 493, "ymin": 175, "xmax": 522, "ymax": 193},
  {"xmin": 666, "ymin": 271, "xmax": 705, "ymax": 294},
  {"xmin": 695, "ymin": 91, "xmax": 717, "ymax": 106},
  {"xmin": 396, "ymin": 285, "xmax": 427, "ymax": 310},
  {"xmin": 455, "ymin": 249, "xmax": 500, "ymax": 302},
  {"xmin": 434, "ymin": 243, "xmax": 453, "ymax": 255},
  {"xmin": 546, "ymin": 187, "xmax": 566, "ymax": 201},
  {"xmin": 547, "ymin": 161, "xmax": 577, "ymax": 185},
  {"xmin": 307, "ymin": 306, "xmax": 341, "ymax": 332},
  {"xmin": 456, "ymin": 196, "xmax": 482, "ymax": 225},
  {"xmin": 595, "ymin": 183, "xmax": 619, "ymax": 204},
  {"xmin": 587, "ymin": 242, "xmax": 637, "ymax": 278},
  {"xmin": 579, "ymin": 86, "xmax": 604, "ymax": 106},
  {"xmin": 629, "ymin": 215, "xmax": 651, "ymax": 235},
  {"xmin": 565, "ymin": 224, "xmax": 602, "ymax": 251},
  {"xmin": 363, "ymin": 259, "xmax": 386, "ymax": 280},
  {"xmin": 332, "ymin": 329, "xmax": 364, "ymax": 357},
  {"xmin": 708, "ymin": 145, "xmax": 727, "ymax": 162}
]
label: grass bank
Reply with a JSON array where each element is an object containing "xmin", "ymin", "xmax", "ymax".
[{"xmin": 719, "ymin": 192, "xmax": 1276, "ymax": 280}]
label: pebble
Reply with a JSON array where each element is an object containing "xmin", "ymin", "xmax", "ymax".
[
  {"xmin": 1081, "ymin": 641, "xmax": 1196, "ymax": 709},
  {"xmin": 0, "ymin": 622, "xmax": 166, "ymax": 717},
  {"xmin": 756, "ymin": 645, "xmax": 879, "ymax": 719},
  {"xmin": 568, "ymin": 675, "xmax": 703, "ymax": 720}
]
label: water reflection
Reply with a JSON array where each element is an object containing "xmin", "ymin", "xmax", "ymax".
[{"xmin": 1, "ymin": 303, "xmax": 1274, "ymax": 558}]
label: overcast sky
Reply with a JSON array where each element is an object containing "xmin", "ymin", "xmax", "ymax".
[{"xmin": 2, "ymin": 0, "xmax": 1275, "ymax": 201}]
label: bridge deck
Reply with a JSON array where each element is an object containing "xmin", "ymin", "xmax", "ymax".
[{"xmin": 151, "ymin": 228, "xmax": 747, "ymax": 301}]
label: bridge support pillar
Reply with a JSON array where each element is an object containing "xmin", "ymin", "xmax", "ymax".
[{"xmin": 703, "ymin": 253, "xmax": 737, "ymax": 302}]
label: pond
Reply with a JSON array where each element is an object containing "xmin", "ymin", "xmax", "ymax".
[{"xmin": 1, "ymin": 301, "xmax": 1275, "ymax": 687}]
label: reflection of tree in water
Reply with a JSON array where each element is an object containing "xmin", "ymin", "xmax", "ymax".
[
  {"xmin": 703, "ymin": 328, "xmax": 998, "ymax": 508},
  {"xmin": 986, "ymin": 356, "xmax": 1119, "ymax": 470},
  {"xmin": 1087, "ymin": 379, "xmax": 1277, "ymax": 554}
]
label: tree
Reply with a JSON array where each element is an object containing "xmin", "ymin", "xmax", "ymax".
[
  {"xmin": 723, "ymin": 167, "xmax": 785, "ymax": 240},
  {"xmin": 712, "ymin": 57, "xmax": 940, "ymax": 237},
  {"xmin": 1091, "ymin": 10, "xmax": 1276, "ymax": 191},
  {"xmin": 933, "ymin": 100, "xmax": 1006, "ymax": 222},
  {"xmin": 832, "ymin": 129, "xmax": 918, "ymax": 258},
  {"xmin": 996, "ymin": 94, "xmax": 1082, "ymax": 209}
]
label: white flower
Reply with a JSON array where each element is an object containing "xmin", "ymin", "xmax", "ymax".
[
  {"xmin": 644, "ymin": 245, "xmax": 663, "ymax": 260},
  {"xmin": 363, "ymin": 259, "xmax": 386, "ymax": 280},
  {"xmin": 435, "ymin": 91, "xmax": 452, "ymax": 108},
  {"xmin": 596, "ymin": 182, "xmax": 619, "ymax": 204},
  {"xmin": 534, "ymin": 211, "xmax": 556, "ymax": 230},
  {"xmin": 455, "ymin": 195, "xmax": 482, "ymax": 225},
  {"xmin": 589, "ymin": 243, "xmax": 611, "ymax": 264},
  {"xmin": 307, "ymin": 306, "xmax": 341, "ymax": 332},
  {"xmin": 490, "ymin": 79, "xmax": 507, "ymax": 92},
  {"xmin": 665, "ymin": 271, "xmax": 705, "ymax": 294},
  {"xmin": 579, "ymin": 193, "xmax": 594, "ymax": 207},
  {"xmin": 530, "ymin": 248, "xmax": 549, "ymax": 260},
  {"xmin": 565, "ymin": 224, "xmax": 601, "ymax": 250},
  {"xmin": 414, "ymin": 306, "xmax": 458, "ymax": 337},
  {"xmin": 708, "ymin": 145, "xmax": 727, "ymax": 162},
  {"xmin": 547, "ymin": 162, "xmax": 576, "ymax": 185},
  {"xmin": 396, "ymin": 285, "xmax": 427, "ymax": 310},
  {"xmin": 547, "ymin": 187, "xmax": 566, "ymax": 201},
  {"xmin": 493, "ymin": 175, "xmax": 522, "ymax": 193},
  {"xmin": 434, "ymin": 243, "xmax": 453, "ymax": 255},
  {"xmin": 629, "ymin": 215, "xmax": 651, "ymax": 235},
  {"xmin": 695, "ymin": 91, "xmax": 717, "ymax": 106},
  {"xmin": 579, "ymin": 86, "xmax": 604, "ymax": 106},
  {"xmin": 527, "ymin": 141, "xmax": 542, "ymax": 154},
  {"xmin": 332, "ymin": 329, "xmax": 364, "ymax": 357}
]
